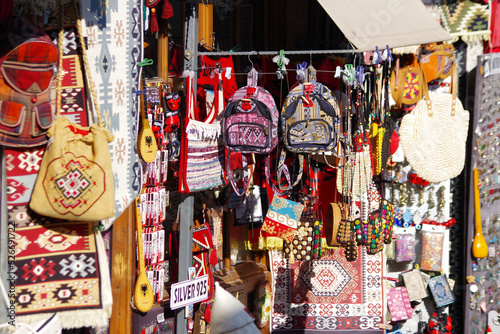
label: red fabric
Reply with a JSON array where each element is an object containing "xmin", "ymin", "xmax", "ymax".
[
  {"xmin": 197, "ymin": 55, "xmax": 237, "ymax": 101},
  {"xmin": 490, "ymin": 0, "xmax": 500, "ymax": 50},
  {"xmin": 389, "ymin": 130, "xmax": 400, "ymax": 156},
  {"xmin": 314, "ymin": 57, "xmax": 344, "ymax": 92},
  {"xmin": 196, "ymin": 55, "xmax": 237, "ymax": 121},
  {"xmin": 162, "ymin": 0, "xmax": 174, "ymax": 19},
  {"xmin": 2, "ymin": 40, "xmax": 58, "ymax": 93},
  {"xmin": 168, "ymin": 43, "xmax": 183, "ymax": 77},
  {"xmin": 317, "ymin": 166, "xmax": 340, "ymax": 234},
  {"xmin": 0, "ymin": 0, "xmax": 12, "ymax": 21}
]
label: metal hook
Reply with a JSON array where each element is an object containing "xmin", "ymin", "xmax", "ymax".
[{"xmin": 248, "ymin": 50, "xmax": 256, "ymax": 68}]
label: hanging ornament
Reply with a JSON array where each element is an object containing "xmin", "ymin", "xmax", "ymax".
[
  {"xmin": 145, "ymin": 0, "xmax": 161, "ymax": 34},
  {"xmin": 162, "ymin": 0, "xmax": 173, "ymax": 19}
]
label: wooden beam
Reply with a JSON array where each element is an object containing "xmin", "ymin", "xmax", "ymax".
[
  {"xmin": 198, "ymin": 4, "xmax": 213, "ymax": 47},
  {"xmin": 158, "ymin": 35, "xmax": 170, "ymax": 83},
  {"xmin": 109, "ymin": 204, "xmax": 135, "ymax": 334}
]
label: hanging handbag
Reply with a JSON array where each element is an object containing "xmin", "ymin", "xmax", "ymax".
[
  {"xmin": 29, "ymin": 19, "xmax": 115, "ymax": 221},
  {"xmin": 399, "ymin": 63, "xmax": 469, "ymax": 183},
  {"xmin": 283, "ymin": 203, "xmax": 322, "ymax": 262},
  {"xmin": 390, "ymin": 54, "xmax": 423, "ymax": 108},
  {"xmin": 223, "ymin": 68, "xmax": 279, "ymax": 196},
  {"xmin": 278, "ymin": 66, "xmax": 340, "ymax": 190},
  {"xmin": 0, "ymin": 18, "xmax": 59, "ymax": 147},
  {"xmin": 178, "ymin": 70, "xmax": 226, "ymax": 193},
  {"xmin": 261, "ymin": 194, "xmax": 304, "ymax": 243}
]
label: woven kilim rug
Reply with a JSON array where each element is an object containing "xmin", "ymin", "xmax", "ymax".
[
  {"xmin": 4, "ymin": 0, "xmax": 144, "ymax": 327},
  {"xmin": 6, "ymin": 145, "xmax": 112, "ymax": 329},
  {"xmin": 81, "ymin": 0, "xmax": 144, "ymax": 230},
  {"xmin": 439, "ymin": 0, "xmax": 490, "ymax": 42},
  {"xmin": 270, "ymin": 247, "xmax": 384, "ymax": 333}
]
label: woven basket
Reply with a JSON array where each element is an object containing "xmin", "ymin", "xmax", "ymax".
[{"xmin": 399, "ymin": 63, "xmax": 469, "ymax": 183}]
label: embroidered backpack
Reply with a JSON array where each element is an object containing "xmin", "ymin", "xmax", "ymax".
[
  {"xmin": 277, "ymin": 66, "xmax": 340, "ymax": 190},
  {"xmin": 223, "ymin": 68, "xmax": 280, "ymax": 195},
  {"xmin": 281, "ymin": 67, "xmax": 340, "ymax": 154},
  {"xmin": 0, "ymin": 18, "xmax": 58, "ymax": 147}
]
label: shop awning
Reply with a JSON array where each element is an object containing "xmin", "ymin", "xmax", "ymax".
[{"xmin": 317, "ymin": 0, "xmax": 452, "ymax": 52}]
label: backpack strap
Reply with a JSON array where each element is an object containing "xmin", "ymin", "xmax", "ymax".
[
  {"xmin": 264, "ymin": 154, "xmax": 290, "ymax": 196},
  {"xmin": 226, "ymin": 151, "xmax": 252, "ymax": 197},
  {"xmin": 276, "ymin": 149, "xmax": 304, "ymax": 191}
]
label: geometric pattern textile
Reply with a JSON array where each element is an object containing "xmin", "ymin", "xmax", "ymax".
[
  {"xmin": 270, "ymin": 247, "xmax": 384, "ymax": 333},
  {"xmin": 14, "ymin": 221, "xmax": 110, "ymax": 328},
  {"xmin": 439, "ymin": 0, "xmax": 490, "ymax": 42},
  {"xmin": 82, "ymin": 0, "xmax": 143, "ymax": 230}
]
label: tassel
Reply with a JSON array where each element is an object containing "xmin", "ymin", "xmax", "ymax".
[
  {"xmin": 150, "ymin": 7, "xmax": 159, "ymax": 34},
  {"xmin": 204, "ymin": 302, "xmax": 211, "ymax": 323},
  {"xmin": 162, "ymin": 0, "xmax": 174, "ymax": 19},
  {"xmin": 210, "ymin": 246, "xmax": 218, "ymax": 266}
]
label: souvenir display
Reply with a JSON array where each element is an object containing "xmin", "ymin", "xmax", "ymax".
[{"xmin": 3, "ymin": 3, "xmax": 484, "ymax": 332}]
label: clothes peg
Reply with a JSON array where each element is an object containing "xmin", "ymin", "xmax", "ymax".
[
  {"xmin": 273, "ymin": 50, "xmax": 289, "ymax": 80},
  {"xmin": 225, "ymin": 67, "xmax": 232, "ymax": 79},
  {"xmin": 136, "ymin": 89, "xmax": 148, "ymax": 95},
  {"xmin": 356, "ymin": 66, "xmax": 364, "ymax": 86},
  {"xmin": 334, "ymin": 66, "xmax": 342, "ymax": 78},
  {"xmin": 138, "ymin": 58, "xmax": 154, "ymax": 67},
  {"xmin": 296, "ymin": 62, "xmax": 307, "ymax": 82},
  {"xmin": 386, "ymin": 45, "xmax": 393, "ymax": 62},
  {"xmin": 344, "ymin": 64, "xmax": 355, "ymax": 85},
  {"xmin": 375, "ymin": 46, "xmax": 382, "ymax": 64}
]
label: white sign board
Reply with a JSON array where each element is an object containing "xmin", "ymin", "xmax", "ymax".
[{"xmin": 170, "ymin": 275, "xmax": 209, "ymax": 310}]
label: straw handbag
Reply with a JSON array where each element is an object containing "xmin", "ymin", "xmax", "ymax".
[
  {"xmin": 399, "ymin": 63, "xmax": 469, "ymax": 183},
  {"xmin": 30, "ymin": 18, "xmax": 115, "ymax": 221}
]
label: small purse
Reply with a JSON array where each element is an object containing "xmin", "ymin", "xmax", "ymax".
[
  {"xmin": 428, "ymin": 275, "xmax": 455, "ymax": 307},
  {"xmin": 387, "ymin": 286, "xmax": 413, "ymax": 322},
  {"xmin": 394, "ymin": 227, "xmax": 416, "ymax": 263},
  {"xmin": 283, "ymin": 209, "xmax": 322, "ymax": 262},
  {"xmin": 390, "ymin": 54, "xmax": 423, "ymax": 108},
  {"xmin": 30, "ymin": 20, "xmax": 114, "ymax": 221},
  {"xmin": 401, "ymin": 269, "xmax": 428, "ymax": 301},
  {"xmin": 261, "ymin": 195, "xmax": 304, "ymax": 243},
  {"xmin": 420, "ymin": 225, "xmax": 445, "ymax": 272}
]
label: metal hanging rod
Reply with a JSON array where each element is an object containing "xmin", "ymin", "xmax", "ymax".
[{"xmin": 198, "ymin": 49, "xmax": 361, "ymax": 56}]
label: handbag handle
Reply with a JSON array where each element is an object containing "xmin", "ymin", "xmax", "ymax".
[{"xmin": 420, "ymin": 60, "xmax": 457, "ymax": 117}]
